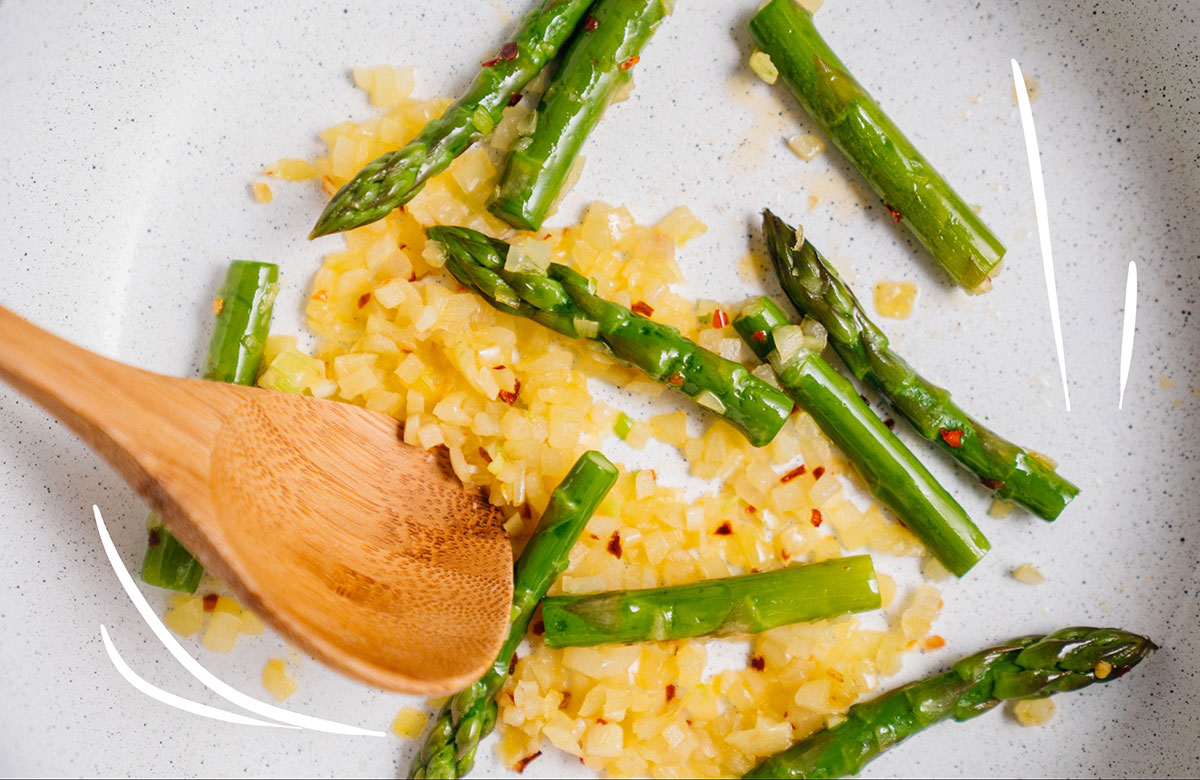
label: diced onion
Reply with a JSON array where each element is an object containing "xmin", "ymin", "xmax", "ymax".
[
  {"xmin": 749, "ymin": 51, "xmax": 778, "ymax": 84},
  {"xmin": 694, "ymin": 390, "xmax": 726, "ymax": 414},
  {"xmin": 771, "ymin": 324, "xmax": 807, "ymax": 368},
  {"xmin": 573, "ymin": 318, "xmax": 599, "ymax": 338}
]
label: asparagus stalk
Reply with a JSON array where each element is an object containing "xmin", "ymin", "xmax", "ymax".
[
  {"xmin": 745, "ymin": 626, "xmax": 1156, "ymax": 779},
  {"xmin": 310, "ymin": 0, "xmax": 597, "ymax": 238},
  {"xmin": 541, "ymin": 556, "xmax": 880, "ymax": 647},
  {"xmin": 410, "ymin": 451, "xmax": 618, "ymax": 779},
  {"xmin": 735, "ymin": 298, "xmax": 988, "ymax": 577},
  {"xmin": 428, "ymin": 225, "xmax": 794, "ymax": 447},
  {"xmin": 140, "ymin": 261, "xmax": 279, "ymax": 592},
  {"xmin": 762, "ymin": 211, "xmax": 1078, "ymax": 521},
  {"xmin": 490, "ymin": 0, "xmax": 667, "ymax": 230},
  {"xmin": 748, "ymin": 0, "xmax": 1004, "ymax": 292}
]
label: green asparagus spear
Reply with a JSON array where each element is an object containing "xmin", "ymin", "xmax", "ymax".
[
  {"xmin": 542, "ymin": 556, "xmax": 879, "ymax": 647},
  {"xmin": 735, "ymin": 298, "xmax": 987, "ymax": 577},
  {"xmin": 490, "ymin": 0, "xmax": 667, "ymax": 230},
  {"xmin": 310, "ymin": 0, "xmax": 597, "ymax": 238},
  {"xmin": 410, "ymin": 451, "xmax": 618, "ymax": 779},
  {"xmin": 748, "ymin": 0, "xmax": 1004, "ymax": 292},
  {"xmin": 428, "ymin": 225, "xmax": 794, "ymax": 447},
  {"xmin": 745, "ymin": 626, "xmax": 1156, "ymax": 779},
  {"xmin": 762, "ymin": 211, "xmax": 1078, "ymax": 521},
  {"xmin": 140, "ymin": 261, "xmax": 279, "ymax": 592}
]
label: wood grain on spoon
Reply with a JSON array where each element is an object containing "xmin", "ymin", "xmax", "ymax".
[{"xmin": 0, "ymin": 304, "xmax": 513, "ymax": 694}]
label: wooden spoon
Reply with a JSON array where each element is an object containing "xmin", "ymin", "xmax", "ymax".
[{"xmin": 0, "ymin": 305, "xmax": 513, "ymax": 694}]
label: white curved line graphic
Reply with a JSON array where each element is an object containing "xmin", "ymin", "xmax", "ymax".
[
  {"xmin": 101, "ymin": 624, "xmax": 296, "ymax": 729},
  {"xmin": 1118, "ymin": 260, "xmax": 1138, "ymax": 409},
  {"xmin": 1012, "ymin": 58, "xmax": 1071, "ymax": 412},
  {"xmin": 93, "ymin": 505, "xmax": 386, "ymax": 737}
]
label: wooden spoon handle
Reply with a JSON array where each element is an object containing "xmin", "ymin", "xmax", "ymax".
[{"xmin": 0, "ymin": 304, "xmax": 219, "ymax": 503}]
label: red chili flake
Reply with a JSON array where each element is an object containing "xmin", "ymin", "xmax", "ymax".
[
  {"xmin": 924, "ymin": 635, "xmax": 946, "ymax": 650},
  {"xmin": 810, "ymin": 508, "xmax": 823, "ymax": 527},
  {"xmin": 745, "ymin": 504, "xmax": 757, "ymax": 514},
  {"xmin": 532, "ymin": 619, "xmax": 545, "ymax": 636},
  {"xmin": 147, "ymin": 528, "xmax": 161, "ymax": 548},
  {"xmin": 408, "ymin": 272, "xmax": 417, "ymax": 282},
  {"xmin": 715, "ymin": 521, "xmax": 733, "ymax": 536},
  {"xmin": 499, "ymin": 378, "xmax": 522, "ymax": 405},
  {"xmin": 620, "ymin": 55, "xmax": 640, "ymax": 71},
  {"xmin": 508, "ymin": 92, "xmax": 523, "ymax": 107},
  {"xmin": 481, "ymin": 56, "xmax": 502, "ymax": 67},
  {"xmin": 500, "ymin": 41, "xmax": 519, "ymax": 61},
  {"xmin": 667, "ymin": 373, "xmax": 684, "ymax": 386},
  {"xmin": 357, "ymin": 292, "xmax": 371, "ymax": 308},
  {"xmin": 812, "ymin": 466, "xmax": 826, "ymax": 480},
  {"xmin": 649, "ymin": 470, "xmax": 658, "ymax": 481},
  {"xmin": 751, "ymin": 329, "xmax": 768, "ymax": 343},
  {"xmin": 202, "ymin": 593, "xmax": 219, "ymax": 612},
  {"xmin": 596, "ymin": 718, "xmax": 608, "ymax": 725},
  {"xmin": 520, "ymin": 503, "xmax": 532, "ymax": 519},
  {"xmin": 884, "ymin": 203, "xmax": 902, "ymax": 223},
  {"xmin": 478, "ymin": 446, "xmax": 493, "ymax": 464},
  {"xmin": 456, "ymin": 283, "xmax": 467, "ymax": 293},
  {"xmin": 884, "ymin": 418, "xmax": 896, "ymax": 430},
  {"xmin": 509, "ymin": 654, "xmax": 519, "ymax": 675},
  {"xmin": 583, "ymin": 15, "xmax": 598, "ymax": 31},
  {"xmin": 980, "ymin": 477, "xmax": 1004, "ymax": 490},
  {"xmin": 665, "ymin": 684, "xmax": 676, "ymax": 702},
  {"xmin": 859, "ymin": 394, "xmax": 870, "ymax": 406},
  {"xmin": 750, "ymin": 655, "xmax": 766, "ymax": 671},
  {"xmin": 312, "ymin": 289, "xmax": 330, "ymax": 302},
  {"xmin": 514, "ymin": 752, "xmax": 542, "ymax": 773},
  {"xmin": 711, "ymin": 308, "xmax": 730, "ymax": 329},
  {"xmin": 606, "ymin": 531, "xmax": 623, "ymax": 559},
  {"xmin": 632, "ymin": 300, "xmax": 654, "ymax": 317},
  {"xmin": 940, "ymin": 428, "xmax": 964, "ymax": 447},
  {"xmin": 780, "ymin": 464, "xmax": 807, "ymax": 483}
]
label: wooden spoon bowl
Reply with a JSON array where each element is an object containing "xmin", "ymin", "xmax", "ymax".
[{"xmin": 0, "ymin": 305, "xmax": 513, "ymax": 694}]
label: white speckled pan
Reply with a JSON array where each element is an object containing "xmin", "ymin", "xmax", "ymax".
[{"xmin": 0, "ymin": 0, "xmax": 1195, "ymax": 776}]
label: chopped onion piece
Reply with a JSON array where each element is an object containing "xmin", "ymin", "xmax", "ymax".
[
  {"xmin": 772, "ymin": 325, "xmax": 807, "ymax": 367},
  {"xmin": 573, "ymin": 318, "xmax": 600, "ymax": 338},
  {"xmin": 749, "ymin": 51, "xmax": 778, "ymax": 84},
  {"xmin": 694, "ymin": 390, "xmax": 726, "ymax": 414},
  {"xmin": 800, "ymin": 317, "xmax": 828, "ymax": 352}
]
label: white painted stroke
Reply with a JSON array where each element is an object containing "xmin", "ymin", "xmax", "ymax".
[
  {"xmin": 100, "ymin": 624, "xmax": 296, "ymax": 730},
  {"xmin": 93, "ymin": 505, "xmax": 386, "ymax": 737},
  {"xmin": 1119, "ymin": 260, "xmax": 1138, "ymax": 409},
  {"xmin": 1012, "ymin": 59, "xmax": 1071, "ymax": 412}
]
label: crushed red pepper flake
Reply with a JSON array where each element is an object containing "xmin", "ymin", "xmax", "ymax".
[
  {"xmin": 980, "ymin": 477, "xmax": 1004, "ymax": 490},
  {"xmin": 202, "ymin": 593, "xmax": 219, "ymax": 612},
  {"xmin": 481, "ymin": 56, "xmax": 502, "ymax": 67},
  {"xmin": 499, "ymin": 378, "xmax": 522, "ymax": 405},
  {"xmin": 812, "ymin": 465, "xmax": 826, "ymax": 480},
  {"xmin": 357, "ymin": 292, "xmax": 371, "ymax": 308},
  {"xmin": 810, "ymin": 508, "xmax": 823, "ymax": 527},
  {"xmin": 531, "ymin": 619, "xmax": 545, "ymax": 636},
  {"xmin": 508, "ymin": 92, "xmax": 523, "ymax": 106},
  {"xmin": 631, "ymin": 300, "xmax": 654, "ymax": 317},
  {"xmin": 711, "ymin": 308, "xmax": 730, "ymax": 329},
  {"xmin": 147, "ymin": 528, "xmax": 161, "ymax": 548},
  {"xmin": 885, "ymin": 203, "xmax": 902, "ymax": 223},
  {"xmin": 667, "ymin": 373, "xmax": 684, "ymax": 386},
  {"xmin": 500, "ymin": 41, "xmax": 519, "ymax": 61},
  {"xmin": 312, "ymin": 289, "xmax": 330, "ymax": 302},
  {"xmin": 780, "ymin": 464, "xmax": 807, "ymax": 483},
  {"xmin": 408, "ymin": 272, "xmax": 417, "ymax": 282},
  {"xmin": 745, "ymin": 504, "xmax": 757, "ymax": 514},
  {"xmin": 478, "ymin": 446, "xmax": 493, "ymax": 464},
  {"xmin": 620, "ymin": 55, "xmax": 640, "ymax": 71},
  {"xmin": 715, "ymin": 521, "xmax": 733, "ymax": 536},
  {"xmin": 514, "ymin": 752, "xmax": 542, "ymax": 773},
  {"xmin": 665, "ymin": 684, "xmax": 676, "ymax": 701},
  {"xmin": 940, "ymin": 427, "xmax": 964, "ymax": 447},
  {"xmin": 750, "ymin": 655, "xmax": 766, "ymax": 671},
  {"xmin": 924, "ymin": 635, "xmax": 946, "ymax": 650},
  {"xmin": 583, "ymin": 14, "xmax": 598, "ymax": 30},
  {"xmin": 509, "ymin": 654, "xmax": 519, "ymax": 675},
  {"xmin": 884, "ymin": 418, "xmax": 896, "ymax": 429},
  {"xmin": 520, "ymin": 502, "xmax": 532, "ymax": 519},
  {"xmin": 751, "ymin": 329, "xmax": 768, "ymax": 343},
  {"xmin": 606, "ymin": 531, "xmax": 623, "ymax": 559}
]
